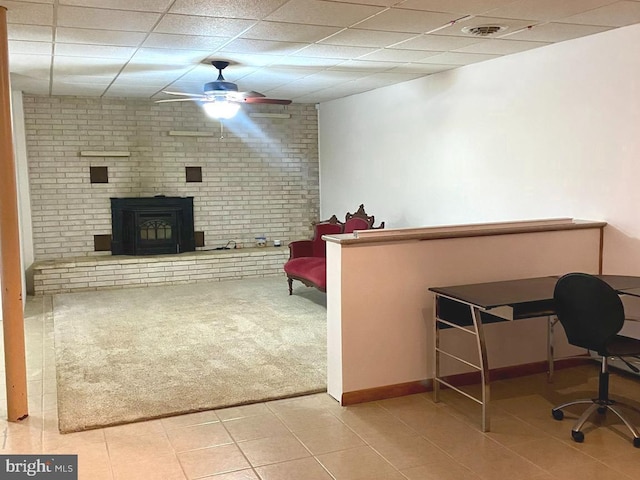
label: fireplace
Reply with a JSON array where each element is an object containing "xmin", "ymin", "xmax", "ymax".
[{"xmin": 110, "ymin": 196, "xmax": 195, "ymax": 255}]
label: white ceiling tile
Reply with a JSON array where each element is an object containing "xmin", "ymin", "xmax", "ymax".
[
  {"xmin": 56, "ymin": 27, "xmax": 146, "ymax": 46},
  {"xmin": 55, "ymin": 43, "xmax": 136, "ymax": 59},
  {"xmin": 355, "ymin": 9, "xmax": 456, "ymax": 33},
  {"xmin": 418, "ymin": 51, "xmax": 500, "ymax": 65},
  {"xmin": 241, "ymin": 21, "xmax": 341, "ymax": 43},
  {"xmin": 506, "ymin": 22, "xmax": 612, "ymax": 42},
  {"xmin": 399, "ymin": 0, "xmax": 515, "ymax": 15},
  {"xmin": 484, "ymin": 0, "xmax": 619, "ymax": 22},
  {"xmin": 52, "ymin": 73, "xmax": 115, "ymax": 84},
  {"xmin": 266, "ymin": 83, "xmax": 323, "ymax": 97},
  {"xmin": 559, "ymin": 1, "xmax": 640, "ymax": 27},
  {"xmin": 240, "ymin": 67, "xmax": 317, "ymax": 86},
  {"xmin": 142, "ymin": 33, "xmax": 230, "ymax": 50},
  {"xmin": 359, "ymin": 48, "xmax": 441, "ymax": 62},
  {"xmin": 9, "ymin": 40, "xmax": 52, "ymax": 55},
  {"xmin": 112, "ymin": 71, "xmax": 186, "ymax": 86},
  {"xmin": 265, "ymin": 0, "xmax": 385, "ymax": 27},
  {"xmin": 292, "ymin": 44, "xmax": 379, "ymax": 59},
  {"xmin": 318, "ymin": 28, "xmax": 417, "ymax": 48},
  {"xmin": 8, "ymin": 24, "xmax": 53, "ymax": 42},
  {"xmin": 104, "ymin": 84, "xmax": 166, "ymax": 97},
  {"xmin": 129, "ymin": 48, "xmax": 212, "ymax": 66},
  {"xmin": 294, "ymin": 70, "xmax": 372, "ymax": 89},
  {"xmin": 53, "ymin": 56, "xmax": 126, "ymax": 76},
  {"xmin": 8, "ymin": 52, "xmax": 51, "ymax": 74},
  {"xmin": 355, "ymin": 71, "xmax": 426, "ymax": 88},
  {"xmin": 455, "ymin": 38, "xmax": 549, "ymax": 54},
  {"xmin": 433, "ymin": 16, "xmax": 536, "ymax": 37},
  {"xmin": 59, "ymin": 0, "xmax": 173, "ymax": 12},
  {"xmin": 329, "ymin": 59, "xmax": 400, "ymax": 72},
  {"xmin": 57, "ymin": 6, "xmax": 161, "ymax": 31},
  {"xmin": 159, "ymin": 80, "xmax": 205, "ymax": 93},
  {"xmin": 2, "ymin": 0, "xmax": 54, "ymax": 25},
  {"xmin": 169, "ymin": 0, "xmax": 289, "ymax": 19},
  {"xmin": 388, "ymin": 62, "xmax": 456, "ymax": 74},
  {"xmin": 220, "ymin": 38, "xmax": 307, "ymax": 56},
  {"xmin": 269, "ymin": 56, "xmax": 345, "ymax": 68},
  {"xmin": 9, "ymin": 73, "xmax": 50, "ymax": 94},
  {"xmin": 5, "ymin": 0, "xmax": 639, "ymax": 101},
  {"xmin": 154, "ymin": 14, "xmax": 256, "ymax": 36},
  {"xmin": 51, "ymin": 82, "xmax": 109, "ymax": 95},
  {"xmin": 392, "ymin": 34, "xmax": 483, "ymax": 51}
]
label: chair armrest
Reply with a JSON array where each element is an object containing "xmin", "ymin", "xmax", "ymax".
[{"xmin": 288, "ymin": 240, "xmax": 314, "ymax": 259}]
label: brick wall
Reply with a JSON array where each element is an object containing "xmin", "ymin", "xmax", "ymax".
[{"xmin": 22, "ymin": 95, "xmax": 320, "ymax": 261}]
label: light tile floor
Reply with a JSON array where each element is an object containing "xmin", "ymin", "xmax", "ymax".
[{"xmin": 1, "ymin": 296, "xmax": 640, "ymax": 479}]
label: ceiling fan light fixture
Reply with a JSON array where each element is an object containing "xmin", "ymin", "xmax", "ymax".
[{"xmin": 203, "ymin": 101, "xmax": 240, "ymax": 119}]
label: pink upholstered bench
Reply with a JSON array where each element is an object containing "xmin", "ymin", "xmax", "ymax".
[{"xmin": 284, "ymin": 204, "xmax": 384, "ymax": 294}]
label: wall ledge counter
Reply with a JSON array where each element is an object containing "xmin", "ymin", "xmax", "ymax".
[
  {"xmin": 324, "ymin": 217, "xmax": 606, "ymax": 407},
  {"xmin": 323, "ymin": 218, "xmax": 607, "ymax": 245}
]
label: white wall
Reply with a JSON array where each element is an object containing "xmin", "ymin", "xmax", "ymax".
[
  {"xmin": 12, "ymin": 91, "xmax": 34, "ymax": 296},
  {"xmin": 318, "ymin": 23, "xmax": 640, "ymax": 275},
  {"xmin": 1, "ymin": 90, "xmax": 32, "ymax": 320}
]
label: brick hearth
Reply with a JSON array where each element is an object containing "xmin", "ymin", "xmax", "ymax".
[{"xmin": 33, "ymin": 247, "xmax": 289, "ymax": 295}]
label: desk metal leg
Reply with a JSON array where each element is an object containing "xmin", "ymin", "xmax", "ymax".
[
  {"xmin": 547, "ymin": 316, "xmax": 557, "ymax": 382},
  {"xmin": 433, "ymin": 296, "xmax": 441, "ymax": 403},
  {"xmin": 470, "ymin": 305, "xmax": 490, "ymax": 432},
  {"xmin": 432, "ymin": 294, "xmax": 491, "ymax": 432}
]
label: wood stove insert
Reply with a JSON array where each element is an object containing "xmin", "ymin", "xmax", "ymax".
[{"xmin": 110, "ymin": 196, "xmax": 195, "ymax": 255}]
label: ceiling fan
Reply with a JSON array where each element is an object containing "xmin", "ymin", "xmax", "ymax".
[{"xmin": 155, "ymin": 60, "xmax": 292, "ymax": 119}]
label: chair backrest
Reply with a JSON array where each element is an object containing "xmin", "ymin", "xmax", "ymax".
[
  {"xmin": 311, "ymin": 221, "xmax": 343, "ymax": 257},
  {"xmin": 553, "ymin": 273, "xmax": 625, "ymax": 353},
  {"xmin": 343, "ymin": 217, "xmax": 370, "ymax": 234},
  {"xmin": 343, "ymin": 204, "xmax": 385, "ymax": 233}
]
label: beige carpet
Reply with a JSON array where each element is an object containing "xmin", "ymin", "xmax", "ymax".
[{"xmin": 53, "ymin": 276, "xmax": 327, "ymax": 433}]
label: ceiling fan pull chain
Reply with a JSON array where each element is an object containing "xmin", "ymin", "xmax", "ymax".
[{"xmin": 219, "ymin": 121, "xmax": 224, "ymax": 139}]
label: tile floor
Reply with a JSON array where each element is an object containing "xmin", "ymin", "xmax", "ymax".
[{"xmin": 1, "ymin": 296, "xmax": 640, "ymax": 479}]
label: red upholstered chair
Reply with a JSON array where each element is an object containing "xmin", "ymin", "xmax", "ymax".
[
  {"xmin": 284, "ymin": 205, "xmax": 385, "ymax": 295},
  {"xmin": 284, "ymin": 217, "xmax": 343, "ymax": 294}
]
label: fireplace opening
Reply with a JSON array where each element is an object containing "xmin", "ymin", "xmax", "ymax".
[
  {"xmin": 111, "ymin": 197, "xmax": 195, "ymax": 255},
  {"xmin": 140, "ymin": 217, "xmax": 172, "ymax": 240}
]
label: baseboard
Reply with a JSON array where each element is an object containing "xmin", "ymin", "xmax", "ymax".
[{"xmin": 341, "ymin": 357, "xmax": 590, "ymax": 406}]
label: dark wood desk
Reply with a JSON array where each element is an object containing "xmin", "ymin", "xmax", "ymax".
[{"xmin": 429, "ymin": 274, "xmax": 640, "ymax": 432}]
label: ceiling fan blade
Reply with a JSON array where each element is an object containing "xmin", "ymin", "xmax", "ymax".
[
  {"xmin": 155, "ymin": 98, "xmax": 201, "ymax": 103},
  {"xmin": 243, "ymin": 97, "xmax": 292, "ymax": 105},
  {"xmin": 241, "ymin": 91, "xmax": 266, "ymax": 98},
  {"xmin": 161, "ymin": 91, "xmax": 206, "ymax": 98}
]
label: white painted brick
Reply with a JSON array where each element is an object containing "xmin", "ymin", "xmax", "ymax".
[{"xmin": 25, "ymin": 95, "xmax": 319, "ymax": 260}]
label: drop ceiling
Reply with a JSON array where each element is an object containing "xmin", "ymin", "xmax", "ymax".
[{"xmin": 3, "ymin": 0, "xmax": 640, "ymax": 103}]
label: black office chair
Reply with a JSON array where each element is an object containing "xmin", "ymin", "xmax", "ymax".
[{"xmin": 552, "ymin": 273, "xmax": 640, "ymax": 447}]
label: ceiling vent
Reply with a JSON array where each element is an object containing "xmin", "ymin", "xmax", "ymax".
[{"xmin": 461, "ymin": 25, "xmax": 508, "ymax": 36}]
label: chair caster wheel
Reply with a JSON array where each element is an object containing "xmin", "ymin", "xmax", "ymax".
[
  {"xmin": 552, "ymin": 409, "xmax": 564, "ymax": 421},
  {"xmin": 597, "ymin": 406, "xmax": 607, "ymax": 414},
  {"xmin": 571, "ymin": 430, "xmax": 584, "ymax": 443},
  {"xmin": 634, "ymin": 437, "xmax": 640, "ymax": 448}
]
